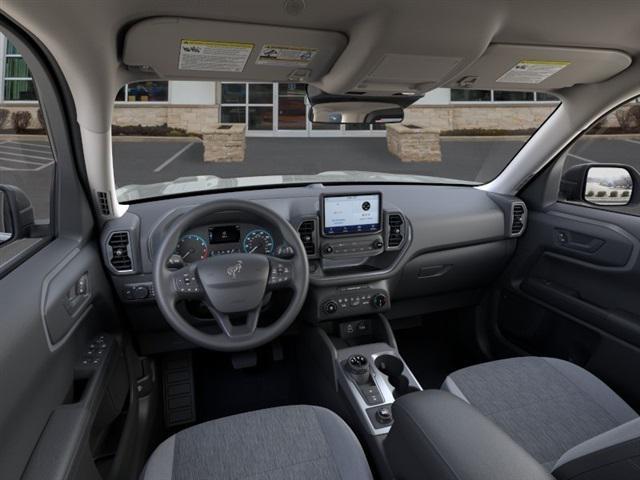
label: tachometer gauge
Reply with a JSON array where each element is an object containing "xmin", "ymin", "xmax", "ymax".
[
  {"xmin": 175, "ymin": 234, "xmax": 208, "ymax": 262},
  {"xmin": 243, "ymin": 229, "xmax": 275, "ymax": 255}
]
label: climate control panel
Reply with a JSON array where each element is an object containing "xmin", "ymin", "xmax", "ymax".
[
  {"xmin": 320, "ymin": 234, "xmax": 385, "ymax": 258},
  {"xmin": 317, "ymin": 284, "xmax": 390, "ymax": 320}
]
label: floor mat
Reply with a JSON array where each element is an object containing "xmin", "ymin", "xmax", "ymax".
[
  {"xmin": 394, "ymin": 310, "xmax": 486, "ymax": 389},
  {"xmin": 192, "ymin": 340, "xmax": 303, "ymax": 423}
]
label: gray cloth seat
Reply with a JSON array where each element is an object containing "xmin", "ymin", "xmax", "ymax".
[
  {"xmin": 442, "ymin": 357, "xmax": 639, "ymax": 477},
  {"xmin": 141, "ymin": 405, "xmax": 374, "ymax": 480}
]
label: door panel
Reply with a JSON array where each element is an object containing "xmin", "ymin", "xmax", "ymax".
[
  {"xmin": 0, "ymin": 238, "xmax": 122, "ymax": 478},
  {"xmin": 0, "ymin": 23, "xmax": 132, "ymax": 480},
  {"xmin": 495, "ymin": 201, "xmax": 640, "ymax": 410}
]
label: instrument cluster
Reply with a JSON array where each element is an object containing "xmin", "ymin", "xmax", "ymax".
[{"xmin": 174, "ymin": 224, "xmax": 277, "ymax": 263}]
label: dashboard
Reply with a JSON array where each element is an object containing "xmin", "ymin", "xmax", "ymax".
[{"xmin": 100, "ymin": 184, "xmax": 526, "ymax": 349}]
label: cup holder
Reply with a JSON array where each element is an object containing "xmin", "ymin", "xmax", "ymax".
[{"xmin": 374, "ymin": 354, "xmax": 420, "ymax": 399}]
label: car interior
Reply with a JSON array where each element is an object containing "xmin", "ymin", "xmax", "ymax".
[{"xmin": 2, "ymin": 1, "xmax": 640, "ymax": 479}]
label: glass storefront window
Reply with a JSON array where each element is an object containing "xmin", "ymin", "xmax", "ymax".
[
  {"xmin": 221, "ymin": 83, "xmax": 246, "ymax": 104},
  {"xmin": 114, "ymin": 82, "xmax": 168, "ymax": 102},
  {"xmin": 5, "ymin": 57, "xmax": 30, "ymax": 78},
  {"xmin": 4, "ymin": 79, "xmax": 36, "ymax": 101},
  {"xmin": 248, "ymin": 106, "xmax": 273, "ymax": 130},
  {"xmin": 536, "ymin": 92, "xmax": 558, "ymax": 101},
  {"xmin": 493, "ymin": 90, "xmax": 534, "ymax": 102},
  {"xmin": 278, "ymin": 82, "xmax": 306, "ymax": 130},
  {"xmin": 4, "ymin": 40, "xmax": 36, "ymax": 101},
  {"xmin": 125, "ymin": 81, "xmax": 168, "ymax": 102},
  {"xmin": 451, "ymin": 89, "xmax": 491, "ymax": 102},
  {"xmin": 221, "ymin": 106, "xmax": 246, "ymax": 124},
  {"xmin": 248, "ymin": 84, "xmax": 273, "ymax": 104}
]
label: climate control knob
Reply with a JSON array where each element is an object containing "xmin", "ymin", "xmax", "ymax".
[
  {"xmin": 371, "ymin": 294, "xmax": 387, "ymax": 309},
  {"xmin": 324, "ymin": 301, "xmax": 338, "ymax": 314},
  {"xmin": 373, "ymin": 239, "xmax": 384, "ymax": 249}
]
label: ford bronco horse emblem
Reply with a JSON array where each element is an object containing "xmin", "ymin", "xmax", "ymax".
[{"xmin": 226, "ymin": 260, "xmax": 243, "ymax": 279}]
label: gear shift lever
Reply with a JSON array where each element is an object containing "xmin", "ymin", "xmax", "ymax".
[{"xmin": 345, "ymin": 354, "xmax": 370, "ymax": 385}]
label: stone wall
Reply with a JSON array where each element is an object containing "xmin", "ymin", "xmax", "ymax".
[
  {"xmin": 112, "ymin": 105, "xmax": 219, "ymax": 134},
  {"xmin": 403, "ymin": 104, "xmax": 556, "ymax": 132},
  {"xmin": 387, "ymin": 124, "xmax": 441, "ymax": 162}
]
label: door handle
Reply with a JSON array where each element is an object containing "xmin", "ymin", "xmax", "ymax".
[
  {"xmin": 555, "ymin": 229, "xmax": 604, "ymax": 253},
  {"xmin": 64, "ymin": 272, "xmax": 90, "ymax": 316}
]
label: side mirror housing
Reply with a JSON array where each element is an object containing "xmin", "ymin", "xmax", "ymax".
[{"xmin": 0, "ymin": 185, "xmax": 35, "ymax": 245}]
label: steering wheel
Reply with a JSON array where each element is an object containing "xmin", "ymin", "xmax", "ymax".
[{"xmin": 152, "ymin": 200, "xmax": 309, "ymax": 351}]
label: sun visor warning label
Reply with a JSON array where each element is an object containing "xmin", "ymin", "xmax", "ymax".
[
  {"xmin": 179, "ymin": 40, "xmax": 254, "ymax": 72},
  {"xmin": 256, "ymin": 45, "xmax": 317, "ymax": 67},
  {"xmin": 497, "ymin": 60, "xmax": 570, "ymax": 84}
]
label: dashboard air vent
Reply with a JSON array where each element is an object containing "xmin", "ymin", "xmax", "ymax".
[
  {"xmin": 298, "ymin": 220, "xmax": 317, "ymax": 256},
  {"xmin": 96, "ymin": 191, "xmax": 111, "ymax": 216},
  {"xmin": 387, "ymin": 213, "xmax": 405, "ymax": 249},
  {"xmin": 108, "ymin": 231, "xmax": 133, "ymax": 271},
  {"xmin": 510, "ymin": 203, "xmax": 527, "ymax": 237}
]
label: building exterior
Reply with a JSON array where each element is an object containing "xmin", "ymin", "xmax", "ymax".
[{"xmin": 0, "ymin": 33, "xmax": 563, "ymax": 136}]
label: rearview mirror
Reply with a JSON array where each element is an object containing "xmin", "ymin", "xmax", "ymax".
[
  {"xmin": 306, "ymin": 85, "xmax": 422, "ymax": 125},
  {"xmin": 584, "ymin": 166, "xmax": 633, "ymax": 206}
]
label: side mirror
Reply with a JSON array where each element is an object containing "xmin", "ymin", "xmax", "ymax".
[
  {"xmin": 306, "ymin": 85, "xmax": 422, "ymax": 125},
  {"xmin": 584, "ymin": 166, "xmax": 633, "ymax": 206},
  {"xmin": 560, "ymin": 164, "xmax": 636, "ymax": 206},
  {"xmin": 0, "ymin": 185, "xmax": 35, "ymax": 245}
]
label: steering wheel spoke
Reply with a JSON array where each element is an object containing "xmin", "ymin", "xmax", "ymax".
[
  {"xmin": 205, "ymin": 303, "xmax": 261, "ymax": 338},
  {"xmin": 267, "ymin": 257, "xmax": 295, "ymax": 291}
]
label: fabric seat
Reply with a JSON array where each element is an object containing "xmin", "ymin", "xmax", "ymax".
[
  {"xmin": 442, "ymin": 357, "xmax": 639, "ymax": 473},
  {"xmin": 141, "ymin": 405, "xmax": 373, "ymax": 480}
]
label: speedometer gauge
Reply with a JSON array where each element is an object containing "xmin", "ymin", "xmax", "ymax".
[
  {"xmin": 243, "ymin": 229, "xmax": 274, "ymax": 255},
  {"xmin": 175, "ymin": 234, "xmax": 208, "ymax": 262}
]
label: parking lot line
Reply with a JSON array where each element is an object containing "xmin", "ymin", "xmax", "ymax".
[
  {"xmin": 567, "ymin": 153, "xmax": 597, "ymax": 163},
  {"xmin": 0, "ymin": 156, "xmax": 46, "ymax": 166},
  {"xmin": 623, "ymin": 138, "xmax": 640, "ymax": 146},
  {"xmin": 0, "ymin": 150, "xmax": 53, "ymax": 161},
  {"xmin": 0, "ymin": 144, "xmax": 53, "ymax": 157},
  {"xmin": 5, "ymin": 140, "xmax": 51, "ymax": 149},
  {"xmin": 153, "ymin": 142, "xmax": 195, "ymax": 172}
]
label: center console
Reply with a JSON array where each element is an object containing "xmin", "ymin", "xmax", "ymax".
[
  {"xmin": 338, "ymin": 344, "xmax": 422, "ymax": 434},
  {"xmin": 303, "ymin": 313, "xmax": 422, "ymax": 479}
]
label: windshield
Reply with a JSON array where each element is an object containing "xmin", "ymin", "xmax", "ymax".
[{"xmin": 112, "ymin": 82, "xmax": 559, "ymax": 202}]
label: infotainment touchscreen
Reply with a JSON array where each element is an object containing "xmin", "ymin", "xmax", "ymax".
[{"xmin": 322, "ymin": 193, "xmax": 382, "ymax": 235}]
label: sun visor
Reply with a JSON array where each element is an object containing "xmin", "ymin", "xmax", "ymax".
[
  {"xmin": 122, "ymin": 17, "xmax": 347, "ymax": 82},
  {"xmin": 446, "ymin": 44, "xmax": 631, "ymax": 91}
]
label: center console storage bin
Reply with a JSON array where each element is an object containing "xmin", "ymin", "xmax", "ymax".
[{"xmin": 384, "ymin": 390, "xmax": 553, "ymax": 480}]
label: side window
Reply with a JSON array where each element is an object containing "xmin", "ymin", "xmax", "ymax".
[
  {"xmin": 559, "ymin": 97, "xmax": 640, "ymax": 214},
  {"xmin": 0, "ymin": 35, "xmax": 55, "ymax": 259}
]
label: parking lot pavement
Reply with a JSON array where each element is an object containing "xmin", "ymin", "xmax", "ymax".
[
  {"xmin": 7, "ymin": 136, "xmax": 640, "ymax": 222},
  {"xmin": 0, "ymin": 139, "xmax": 54, "ymax": 222}
]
